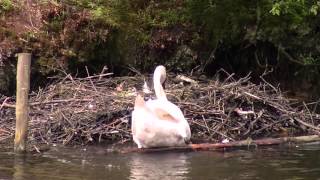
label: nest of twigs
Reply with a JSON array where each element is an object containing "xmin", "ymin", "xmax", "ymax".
[{"xmin": 1, "ymin": 70, "xmax": 320, "ymax": 145}]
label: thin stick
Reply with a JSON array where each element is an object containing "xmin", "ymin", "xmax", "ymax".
[
  {"xmin": 85, "ymin": 66, "xmax": 98, "ymax": 92},
  {"xmin": 303, "ymin": 101, "xmax": 314, "ymax": 126}
]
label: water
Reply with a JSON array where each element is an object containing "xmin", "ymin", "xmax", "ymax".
[{"xmin": 0, "ymin": 144, "xmax": 320, "ymax": 180}]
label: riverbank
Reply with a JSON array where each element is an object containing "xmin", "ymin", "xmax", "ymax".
[{"xmin": 1, "ymin": 70, "xmax": 319, "ymax": 147}]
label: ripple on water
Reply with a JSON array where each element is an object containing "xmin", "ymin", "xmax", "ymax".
[{"xmin": 0, "ymin": 144, "xmax": 320, "ymax": 179}]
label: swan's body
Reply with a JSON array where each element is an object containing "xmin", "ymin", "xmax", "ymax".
[{"xmin": 132, "ymin": 66, "xmax": 191, "ymax": 148}]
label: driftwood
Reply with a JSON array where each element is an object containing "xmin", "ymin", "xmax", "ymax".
[
  {"xmin": 1, "ymin": 68, "xmax": 320, "ymax": 146},
  {"xmin": 121, "ymin": 135, "xmax": 320, "ymax": 153}
]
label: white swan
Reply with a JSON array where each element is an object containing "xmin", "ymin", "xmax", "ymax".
[{"xmin": 131, "ymin": 65, "xmax": 191, "ymax": 148}]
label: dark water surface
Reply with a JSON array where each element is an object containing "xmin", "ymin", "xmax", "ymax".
[{"xmin": 0, "ymin": 144, "xmax": 320, "ymax": 180}]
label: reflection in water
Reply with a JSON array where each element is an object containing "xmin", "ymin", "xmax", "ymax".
[
  {"xmin": 188, "ymin": 146, "xmax": 320, "ymax": 180},
  {"xmin": 13, "ymin": 155, "xmax": 26, "ymax": 180},
  {"xmin": 1, "ymin": 144, "xmax": 320, "ymax": 179},
  {"xmin": 129, "ymin": 152, "xmax": 189, "ymax": 180}
]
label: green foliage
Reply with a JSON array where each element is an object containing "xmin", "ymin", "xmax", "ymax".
[
  {"xmin": 2, "ymin": 0, "xmax": 320, "ymax": 76},
  {"xmin": 0, "ymin": 0, "xmax": 14, "ymax": 13},
  {"xmin": 55, "ymin": 0, "xmax": 191, "ymax": 72},
  {"xmin": 270, "ymin": 0, "xmax": 320, "ymax": 16},
  {"xmin": 186, "ymin": 0, "xmax": 257, "ymax": 46},
  {"xmin": 185, "ymin": 0, "xmax": 320, "ymax": 66},
  {"xmin": 310, "ymin": 1, "xmax": 320, "ymax": 15}
]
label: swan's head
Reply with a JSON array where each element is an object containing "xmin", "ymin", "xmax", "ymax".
[{"xmin": 154, "ymin": 65, "xmax": 166, "ymax": 85}]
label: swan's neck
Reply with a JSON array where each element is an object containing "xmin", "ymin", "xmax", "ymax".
[
  {"xmin": 154, "ymin": 80, "xmax": 167, "ymax": 100},
  {"xmin": 154, "ymin": 71, "xmax": 167, "ymax": 100}
]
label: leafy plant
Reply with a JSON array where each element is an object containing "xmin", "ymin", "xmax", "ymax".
[{"xmin": 0, "ymin": 0, "xmax": 14, "ymax": 13}]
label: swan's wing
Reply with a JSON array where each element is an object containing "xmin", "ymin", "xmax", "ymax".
[
  {"xmin": 131, "ymin": 110, "xmax": 137, "ymax": 135},
  {"xmin": 145, "ymin": 99, "xmax": 191, "ymax": 139},
  {"xmin": 132, "ymin": 106, "xmax": 153, "ymax": 134},
  {"xmin": 146, "ymin": 99, "xmax": 185, "ymax": 122},
  {"xmin": 152, "ymin": 108, "xmax": 179, "ymax": 123}
]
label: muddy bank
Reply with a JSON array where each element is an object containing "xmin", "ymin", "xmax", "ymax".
[{"xmin": 1, "ymin": 70, "xmax": 320, "ymax": 146}]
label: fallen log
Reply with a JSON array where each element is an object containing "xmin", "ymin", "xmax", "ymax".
[{"xmin": 120, "ymin": 135, "xmax": 320, "ymax": 153}]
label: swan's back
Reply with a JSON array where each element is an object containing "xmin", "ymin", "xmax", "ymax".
[
  {"xmin": 146, "ymin": 99, "xmax": 191, "ymax": 139},
  {"xmin": 132, "ymin": 96, "xmax": 191, "ymax": 148}
]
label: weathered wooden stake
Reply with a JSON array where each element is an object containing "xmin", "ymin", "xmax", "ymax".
[{"xmin": 14, "ymin": 53, "xmax": 31, "ymax": 153}]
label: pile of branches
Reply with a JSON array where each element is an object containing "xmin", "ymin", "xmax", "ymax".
[{"xmin": 1, "ymin": 70, "xmax": 320, "ymax": 145}]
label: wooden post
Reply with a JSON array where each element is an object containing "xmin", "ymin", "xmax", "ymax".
[{"xmin": 14, "ymin": 53, "xmax": 31, "ymax": 153}]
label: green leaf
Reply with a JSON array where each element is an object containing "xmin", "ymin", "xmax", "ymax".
[{"xmin": 270, "ymin": 2, "xmax": 281, "ymax": 16}]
